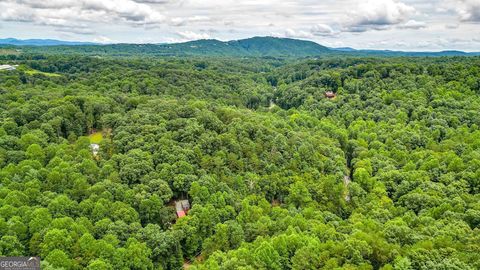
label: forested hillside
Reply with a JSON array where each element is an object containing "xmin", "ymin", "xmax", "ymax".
[
  {"xmin": 2, "ymin": 37, "xmax": 478, "ymax": 57},
  {"xmin": 0, "ymin": 37, "xmax": 330, "ymax": 57},
  {"xmin": 0, "ymin": 54, "xmax": 479, "ymax": 270}
]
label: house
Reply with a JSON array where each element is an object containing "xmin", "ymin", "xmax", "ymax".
[
  {"xmin": 175, "ymin": 200, "xmax": 190, "ymax": 218},
  {"xmin": 0, "ymin": 65, "xmax": 16, "ymax": 71},
  {"xmin": 90, "ymin": 144, "xmax": 100, "ymax": 156},
  {"xmin": 324, "ymin": 91, "xmax": 336, "ymax": 99}
]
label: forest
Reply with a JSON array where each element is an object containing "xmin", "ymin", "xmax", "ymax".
[{"xmin": 0, "ymin": 52, "xmax": 479, "ymax": 270}]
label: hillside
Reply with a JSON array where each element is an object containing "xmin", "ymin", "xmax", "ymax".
[
  {"xmin": 234, "ymin": 36, "xmax": 330, "ymax": 56},
  {"xmin": 2, "ymin": 36, "xmax": 479, "ymax": 57},
  {"xmin": 6, "ymin": 36, "xmax": 331, "ymax": 57}
]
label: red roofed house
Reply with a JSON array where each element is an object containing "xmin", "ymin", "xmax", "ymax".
[
  {"xmin": 175, "ymin": 200, "xmax": 190, "ymax": 218},
  {"xmin": 177, "ymin": 210, "xmax": 186, "ymax": 218}
]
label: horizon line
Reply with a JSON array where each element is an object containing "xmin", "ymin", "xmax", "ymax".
[{"xmin": 1, "ymin": 36, "xmax": 479, "ymax": 54}]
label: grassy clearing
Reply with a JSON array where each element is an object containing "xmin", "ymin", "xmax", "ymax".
[
  {"xmin": 6, "ymin": 65, "xmax": 62, "ymax": 77},
  {"xmin": 24, "ymin": 69, "xmax": 61, "ymax": 77},
  {"xmin": 89, "ymin": 132, "xmax": 103, "ymax": 144}
]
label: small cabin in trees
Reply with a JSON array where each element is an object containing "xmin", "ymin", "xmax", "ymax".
[
  {"xmin": 324, "ymin": 91, "xmax": 336, "ymax": 99},
  {"xmin": 0, "ymin": 65, "xmax": 16, "ymax": 71},
  {"xmin": 175, "ymin": 200, "xmax": 190, "ymax": 218},
  {"xmin": 90, "ymin": 144, "xmax": 100, "ymax": 156}
]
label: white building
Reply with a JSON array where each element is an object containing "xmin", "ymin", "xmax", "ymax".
[
  {"xmin": 90, "ymin": 144, "xmax": 100, "ymax": 156},
  {"xmin": 0, "ymin": 65, "xmax": 16, "ymax": 71}
]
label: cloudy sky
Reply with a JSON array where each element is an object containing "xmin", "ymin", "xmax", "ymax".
[{"xmin": 0, "ymin": 0, "xmax": 479, "ymax": 51}]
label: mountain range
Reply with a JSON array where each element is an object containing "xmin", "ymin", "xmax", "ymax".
[{"xmin": 1, "ymin": 37, "xmax": 479, "ymax": 57}]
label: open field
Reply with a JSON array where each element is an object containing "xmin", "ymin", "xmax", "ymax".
[
  {"xmin": 24, "ymin": 69, "xmax": 61, "ymax": 77},
  {"xmin": 89, "ymin": 132, "xmax": 103, "ymax": 144}
]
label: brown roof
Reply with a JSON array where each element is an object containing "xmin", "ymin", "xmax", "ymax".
[{"xmin": 325, "ymin": 91, "xmax": 336, "ymax": 98}]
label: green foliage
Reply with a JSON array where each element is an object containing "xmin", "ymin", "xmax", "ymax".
[{"xmin": 1, "ymin": 54, "xmax": 479, "ymax": 269}]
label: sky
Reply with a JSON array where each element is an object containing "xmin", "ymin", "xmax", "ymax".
[{"xmin": 0, "ymin": 0, "xmax": 479, "ymax": 51}]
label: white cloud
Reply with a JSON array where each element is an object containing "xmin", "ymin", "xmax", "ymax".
[
  {"xmin": 399, "ymin": 20, "xmax": 427, "ymax": 29},
  {"xmin": 170, "ymin": 16, "xmax": 211, "ymax": 26},
  {"xmin": 440, "ymin": 0, "xmax": 480, "ymax": 22},
  {"xmin": 15, "ymin": 0, "xmax": 78, "ymax": 9},
  {"xmin": 133, "ymin": 0, "xmax": 170, "ymax": 3},
  {"xmin": 0, "ymin": 0, "xmax": 166, "ymax": 35},
  {"xmin": 81, "ymin": 0, "xmax": 165, "ymax": 24},
  {"xmin": 456, "ymin": 0, "xmax": 480, "ymax": 22},
  {"xmin": 445, "ymin": 23, "xmax": 460, "ymax": 29},
  {"xmin": 0, "ymin": 2, "xmax": 96, "ymax": 34},
  {"xmin": 344, "ymin": 0, "xmax": 416, "ymax": 32},
  {"xmin": 176, "ymin": 31, "xmax": 210, "ymax": 41},
  {"xmin": 311, "ymin": 24, "xmax": 336, "ymax": 36},
  {"xmin": 283, "ymin": 23, "xmax": 337, "ymax": 40},
  {"xmin": 285, "ymin": 28, "xmax": 314, "ymax": 39}
]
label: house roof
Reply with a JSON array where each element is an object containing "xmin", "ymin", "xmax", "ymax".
[
  {"xmin": 325, "ymin": 91, "xmax": 336, "ymax": 98},
  {"xmin": 90, "ymin": 144, "xmax": 100, "ymax": 150},
  {"xmin": 0, "ymin": 65, "xmax": 16, "ymax": 70},
  {"xmin": 175, "ymin": 200, "xmax": 190, "ymax": 212}
]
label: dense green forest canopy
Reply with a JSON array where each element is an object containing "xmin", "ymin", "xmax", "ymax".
[{"xmin": 0, "ymin": 53, "xmax": 479, "ymax": 270}]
